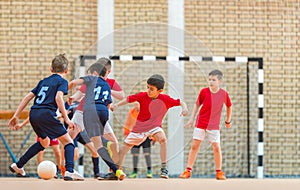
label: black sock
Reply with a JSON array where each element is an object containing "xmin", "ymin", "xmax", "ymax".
[
  {"xmin": 17, "ymin": 142, "xmax": 45, "ymax": 168},
  {"xmin": 133, "ymin": 155, "xmax": 138, "ymax": 169},
  {"xmin": 64, "ymin": 143, "xmax": 75, "ymax": 173},
  {"xmin": 145, "ymin": 154, "xmax": 151, "ymax": 169},
  {"xmin": 92, "ymin": 157, "xmax": 99, "ymax": 175}
]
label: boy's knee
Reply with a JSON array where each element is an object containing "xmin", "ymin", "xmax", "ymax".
[
  {"xmin": 158, "ymin": 137, "xmax": 167, "ymax": 144},
  {"xmin": 40, "ymin": 138, "xmax": 50, "ymax": 148},
  {"xmin": 212, "ymin": 143, "xmax": 221, "ymax": 151}
]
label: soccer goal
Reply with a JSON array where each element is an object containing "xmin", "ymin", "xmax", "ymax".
[{"xmin": 74, "ymin": 54, "xmax": 263, "ymax": 178}]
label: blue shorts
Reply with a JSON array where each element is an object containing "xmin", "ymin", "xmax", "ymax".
[
  {"xmin": 30, "ymin": 109, "xmax": 67, "ymax": 140},
  {"xmin": 83, "ymin": 107, "xmax": 108, "ymax": 137}
]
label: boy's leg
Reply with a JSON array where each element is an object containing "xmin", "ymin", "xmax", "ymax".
[
  {"xmin": 179, "ymin": 139, "xmax": 202, "ymax": 179},
  {"xmin": 212, "ymin": 142, "xmax": 226, "ymax": 180},
  {"xmin": 10, "ymin": 138, "xmax": 49, "ymax": 177},
  {"xmin": 84, "ymin": 141, "xmax": 101, "ymax": 178},
  {"xmin": 51, "ymin": 144, "xmax": 62, "ymax": 178},
  {"xmin": 91, "ymin": 136, "xmax": 126, "ymax": 180},
  {"xmin": 77, "ymin": 129, "xmax": 101, "ymax": 178},
  {"xmin": 58, "ymin": 133, "xmax": 84, "ymax": 181},
  {"xmin": 142, "ymin": 139, "xmax": 152, "ymax": 178},
  {"xmin": 212, "ymin": 142, "xmax": 222, "ymax": 171},
  {"xmin": 129, "ymin": 146, "xmax": 139, "ymax": 178},
  {"xmin": 37, "ymin": 150, "xmax": 45, "ymax": 164},
  {"xmin": 103, "ymin": 123, "xmax": 119, "ymax": 163},
  {"xmin": 152, "ymin": 131, "xmax": 169, "ymax": 179},
  {"xmin": 118, "ymin": 142, "xmax": 134, "ymax": 167},
  {"xmin": 180, "ymin": 128, "xmax": 206, "ymax": 179},
  {"xmin": 187, "ymin": 139, "xmax": 202, "ymax": 168}
]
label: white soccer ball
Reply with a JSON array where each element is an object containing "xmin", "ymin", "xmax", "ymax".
[{"xmin": 37, "ymin": 160, "xmax": 57, "ymax": 180}]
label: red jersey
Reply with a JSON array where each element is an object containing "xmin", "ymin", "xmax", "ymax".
[
  {"xmin": 76, "ymin": 78, "xmax": 122, "ymax": 111},
  {"xmin": 195, "ymin": 87, "xmax": 231, "ymax": 130},
  {"xmin": 106, "ymin": 78, "xmax": 122, "ymax": 91},
  {"xmin": 127, "ymin": 92, "xmax": 181, "ymax": 133}
]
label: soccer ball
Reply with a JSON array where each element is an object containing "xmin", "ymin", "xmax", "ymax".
[{"xmin": 37, "ymin": 160, "xmax": 57, "ymax": 180}]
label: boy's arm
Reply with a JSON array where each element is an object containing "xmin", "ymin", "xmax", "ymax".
[
  {"xmin": 68, "ymin": 90, "xmax": 85, "ymax": 105},
  {"xmin": 13, "ymin": 117, "xmax": 30, "ymax": 131},
  {"xmin": 184, "ymin": 103, "xmax": 200, "ymax": 128},
  {"xmin": 56, "ymin": 91, "xmax": 74, "ymax": 129},
  {"xmin": 225, "ymin": 105, "xmax": 232, "ymax": 128},
  {"xmin": 8, "ymin": 92, "xmax": 35, "ymax": 130},
  {"xmin": 110, "ymin": 98, "xmax": 129, "ymax": 111},
  {"xmin": 68, "ymin": 79, "xmax": 84, "ymax": 90},
  {"xmin": 111, "ymin": 90, "xmax": 125, "ymax": 100}
]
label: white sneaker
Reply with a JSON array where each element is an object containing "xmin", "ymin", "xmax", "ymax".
[
  {"xmin": 64, "ymin": 170, "xmax": 84, "ymax": 181},
  {"xmin": 9, "ymin": 163, "xmax": 26, "ymax": 176}
]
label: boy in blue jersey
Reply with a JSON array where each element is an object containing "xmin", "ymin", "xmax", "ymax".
[
  {"xmin": 8, "ymin": 54, "xmax": 84, "ymax": 181},
  {"xmin": 69, "ymin": 59, "xmax": 126, "ymax": 180}
]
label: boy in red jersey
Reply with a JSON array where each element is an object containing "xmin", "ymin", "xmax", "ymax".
[
  {"xmin": 111, "ymin": 74, "xmax": 188, "ymax": 179},
  {"xmin": 179, "ymin": 69, "xmax": 232, "ymax": 180}
]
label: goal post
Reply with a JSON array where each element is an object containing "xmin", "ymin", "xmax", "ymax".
[{"xmin": 76, "ymin": 55, "xmax": 264, "ymax": 178}]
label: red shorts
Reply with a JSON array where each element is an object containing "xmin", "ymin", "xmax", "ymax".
[{"xmin": 36, "ymin": 136, "xmax": 59, "ymax": 146}]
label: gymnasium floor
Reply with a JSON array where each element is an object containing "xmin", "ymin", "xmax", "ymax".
[{"xmin": 1, "ymin": 178, "xmax": 300, "ymax": 190}]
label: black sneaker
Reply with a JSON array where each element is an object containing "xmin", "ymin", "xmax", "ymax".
[
  {"xmin": 98, "ymin": 172, "xmax": 118, "ymax": 180},
  {"xmin": 160, "ymin": 167, "xmax": 169, "ymax": 179},
  {"xmin": 94, "ymin": 173, "xmax": 105, "ymax": 180}
]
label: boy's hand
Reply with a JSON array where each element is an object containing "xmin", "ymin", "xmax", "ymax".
[
  {"xmin": 184, "ymin": 119, "xmax": 193, "ymax": 128},
  {"xmin": 8, "ymin": 117, "xmax": 18, "ymax": 130},
  {"xmin": 66, "ymin": 120, "xmax": 75, "ymax": 130},
  {"xmin": 110, "ymin": 104, "xmax": 118, "ymax": 111},
  {"xmin": 225, "ymin": 121, "xmax": 231, "ymax": 128},
  {"xmin": 180, "ymin": 108, "xmax": 188, "ymax": 116},
  {"xmin": 67, "ymin": 97, "xmax": 74, "ymax": 106}
]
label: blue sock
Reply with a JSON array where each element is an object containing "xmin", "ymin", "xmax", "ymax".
[
  {"xmin": 101, "ymin": 136, "xmax": 108, "ymax": 147},
  {"xmin": 97, "ymin": 147, "xmax": 118, "ymax": 173},
  {"xmin": 64, "ymin": 143, "xmax": 75, "ymax": 173},
  {"xmin": 92, "ymin": 157, "xmax": 99, "ymax": 175},
  {"xmin": 17, "ymin": 142, "xmax": 45, "ymax": 168}
]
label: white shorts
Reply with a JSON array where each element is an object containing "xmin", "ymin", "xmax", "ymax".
[
  {"xmin": 193, "ymin": 128, "xmax": 220, "ymax": 143},
  {"xmin": 71, "ymin": 110, "xmax": 85, "ymax": 131},
  {"xmin": 125, "ymin": 127, "xmax": 164, "ymax": 146},
  {"xmin": 104, "ymin": 122, "xmax": 114, "ymax": 134},
  {"xmin": 72, "ymin": 110, "xmax": 113, "ymax": 135}
]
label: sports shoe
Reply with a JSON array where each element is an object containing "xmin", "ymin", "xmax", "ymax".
[
  {"xmin": 98, "ymin": 172, "xmax": 118, "ymax": 180},
  {"xmin": 54, "ymin": 168, "xmax": 62, "ymax": 179},
  {"xmin": 94, "ymin": 173, "xmax": 105, "ymax": 180},
  {"xmin": 160, "ymin": 167, "xmax": 169, "ymax": 179},
  {"xmin": 146, "ymin": 170, "xmax": 153, "ymax": 178},
  {"xmin": 179, "ymin": 169, "xmax": 191, "ymax": 179},
  {"xmin": 64, "ymin": 170, "xmax": 84, "ymax": 181},
  {"xmin": 216, "ymin": 171, "xmax": 226, "ymax": 180},
  {"xmin": 9, "ymin": 163, "xmax": 26, "ymax": 177},
  {"xmin": 116, "ymin": 169, "xmax": 126, "ymax": 180},
  {"xmin": 129, "ymin": 172, "xmax": 137, "ymax": 178},
  {"xmin": 60, "ymin": 166, "xmax": 66, "ymax": 178}
]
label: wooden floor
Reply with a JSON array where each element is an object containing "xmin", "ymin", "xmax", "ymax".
[{"xmin": 1, "ymin": 177, "xmax": 300, "ymax": 190}]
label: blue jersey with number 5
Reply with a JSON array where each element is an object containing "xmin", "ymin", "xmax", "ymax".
[{"xmin": 31, "ymin": 74, "xmax": 68, "ymax": 111}]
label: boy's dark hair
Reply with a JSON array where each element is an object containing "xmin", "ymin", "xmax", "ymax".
[
  {"xmin": 51, "ymin": 54, "xmax": 69, "ymax": 73},
  {"xmin": 209, "ymin": 69, "xmax": 223, "ymax": 80},
  {"xmin": 88, "ymin": 62, "xmax": 107, "ymax": 77},
  {"xmin": 96, "ymin": 57, "xmax": 111, "ymax": 70},
  {"xmin": 147, "ymin": 74, "xmax": 165, "ymax": 90}
]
